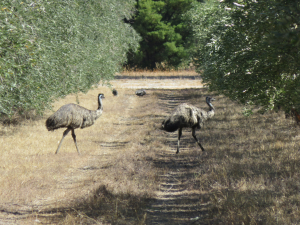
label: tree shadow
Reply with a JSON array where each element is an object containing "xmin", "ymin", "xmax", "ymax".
[
  {"xmin": 146, "ymin": 145, "xmax": 211, "ymax": 224},
  {"xmin": 28, "ymin": 185, "xmax": 153, "ymax": 224}
]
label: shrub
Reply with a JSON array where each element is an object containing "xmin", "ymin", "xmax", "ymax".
[{"xmin": 0, "ymin": 0, "xmax": 140, "ymax": 117}]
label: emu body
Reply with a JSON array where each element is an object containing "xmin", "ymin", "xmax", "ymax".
[
  {"xmin": 112, "ymin": 89, "xmax": 118, "ymax": 96},
  {"xmin": 161, "ymin": 96, "xmax": 215, "ymax": 154},
  {"xmin": 46, "ymin": 94, "xmax": 105, "ymax": 154},
  {"xmin": 136, "ymin": 89, "xmax": 146, "ymax": 96}
]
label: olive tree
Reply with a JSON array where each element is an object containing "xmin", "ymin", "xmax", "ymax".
[
  {"xmin": 0, "ymin": 0, "xmax": 140, "ymax": 117},
  {"xmin": 190, "ymin": 0, "xmax": 300, "ymax": 114}
]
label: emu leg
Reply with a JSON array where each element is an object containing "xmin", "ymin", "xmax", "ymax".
[
  {"xmin": 177, "ymin": 128, "xmax": 182, "ymax": 154},
  {"xmin": 55, "ymin": 128, "xmax": 71, "ymax": 154},
  {"xmin": 192, "ymin": 128, "xmax": 205, "ymax": 151},
  {"xmin": 71, "ymin": 129, "xmax": 81, "ymax": 155}
]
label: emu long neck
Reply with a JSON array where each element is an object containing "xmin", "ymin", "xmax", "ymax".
[
  {"xmin": 93, "ymin": 97, "xmax": 103, "ymax": 120},
  {"xmin": 207, "ymin": 101, "xmax": 215, "ymax": 119},
  {"xmin": 98, "ymin": 97, "xmax": 103, "ymax": 110}
]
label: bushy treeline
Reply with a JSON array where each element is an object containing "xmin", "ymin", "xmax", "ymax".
[
  {"xmin": 2, "ymin": 0, "xmax": 300, "ymax": 117},
  {"xmin": 0, "ymin": 0, "xmax": 139, "ymax": 117},
  {"xmin": 124, "ymin": 0, "xmax": 300, "ymax": 114},
  {"xmin": 189, "ymin": 0, "xmax": 300, "ymax": 114},
  {"xmin": 126, "ymin": 0, "xmax": 202, "ymax": 69}
]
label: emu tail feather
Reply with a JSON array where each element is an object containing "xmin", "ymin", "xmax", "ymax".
[
  {"xmin": 46, "ymin": 117, "xmax": 56, "ymax": 131},
  {"xmin": 161, "ymin": 118, "xmax": 180, "ymax": 132}
]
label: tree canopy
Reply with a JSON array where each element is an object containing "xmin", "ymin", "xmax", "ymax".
[
  {"xmin": 3, "ymin": 0, "xmax": 300, "ymax": 118},
  {"xmin": 0, "ymin": 0, "xmax": 140, "ymax": 117},
  {"xmin": 190, "ymin": 0, "xmax": 300, "ymax": 114},
  {"xmin": 126, "ymin": 0, "xmax": 199, "ymax": 69}
]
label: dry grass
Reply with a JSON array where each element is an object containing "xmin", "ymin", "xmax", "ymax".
[
  {"xmin": 156, "ymin": 89, "xmax": 300, "ymax": 224},
  {"xmin": 1, "ymin": 76, "xmax": 300, "ymax": 224},
  {"xmin": 112, "ymin": 68, "xmax": 203, "ymax": 89},
  {"xmin": 120, "ymin": 67, "xmax": 198, "ymax": 77},
  {"xmin": 0, "ymin": 86, "xmax": 161, "ymax": 224}
]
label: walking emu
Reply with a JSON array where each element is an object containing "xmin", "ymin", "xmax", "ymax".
[
  {"xmin": 46, "ymin": 93, "xmax": 105, "ymax": 154},
  {"xmin": 112, "ymin": 89, "xmax": 118, "ymax": 96},
  {"xmin": 161, "ymin": 96, "xmax": 215, "ymax": 154}
]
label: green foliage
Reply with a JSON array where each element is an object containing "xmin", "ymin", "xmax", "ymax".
[
  {"xmin": 0, "ymin": 0, "xmax": 140, "ymax": 117},
  {"xmin": 127, "ymin": 0, "xmax": 198, "ymax": 69},
  {"xmin": 191, "ymin": 0, "xmax": 300, "ymax": 113}
]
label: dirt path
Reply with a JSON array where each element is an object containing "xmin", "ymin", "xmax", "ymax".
[
  {"xmin": 1, "ymin": 78, "xmax": 210, "ymax": 224},
  {"xmin": 3, "ymin": 76, "xmax": 296, "ymax": 224},
  {"xmin": 142, "ymin": 90, "xmax": 210, "ymax": 224},
  {"xmin": 110, "ymin": 77, "xmax": 203, "ymax": 89},
  {"xmin": 145, "ymin": 151, "xmax": 208, "ymax": 224}
]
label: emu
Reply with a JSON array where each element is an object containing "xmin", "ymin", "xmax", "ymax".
[
  {"xmin": 46, "ymin": 93, "xmax": 105, "ymax": 154},
  {"xmin": 112, "ymin": 89, "xmax": 118, "ymax": 96},
  {"xmin": 136, "ymin": 89, "xmax": 146, "ymax": 96},
  {"xmin": 161, "ymin": 96, "xmax": 215, "ymax": 154}
]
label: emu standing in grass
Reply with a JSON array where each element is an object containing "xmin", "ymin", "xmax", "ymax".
[
  {"xmin": 46, "ymin": 93, "xmax": 105, "ymax": 155},
  {"xmin": 161, "ymin": 96, "xmax": 215, "ymax": 154}
]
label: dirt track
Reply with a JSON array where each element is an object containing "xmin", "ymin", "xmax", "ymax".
[
  {"xmin": 110, "ymin": 78, "xmax": 203, "ymax": 89},
  {"xmin": 110, "ymin": 77, "xmax": 209, "ymax": 224},
  {"xmin": 144, "ymin": 89, "xmax": 209, "ymax": 224},
  {"xmin": 1, "ymin": 76, "xmax": 210, "ymax": 224}
]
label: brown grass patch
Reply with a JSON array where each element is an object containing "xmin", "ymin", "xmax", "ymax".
[
  {"xmin": 1, "ymin": 78, "xmax": 300, "ymax": 224},
  {"xmin": 120, "ymin": 67, "xmax": 199, "ymax": 77},
  {"xmin": 155, "ymin": 89, "xmax": 300, "ymax": 224},
  {"xmin": 0, "ymin": 86, "xmax": 161, "ymax": 224},
  {"xmin": 111, "ymin": 68, "xmax": 204, "ymax": 89}
]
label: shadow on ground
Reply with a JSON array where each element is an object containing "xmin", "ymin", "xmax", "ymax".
[
  {"xmin": 30, "ymin": 185, "xmax": 151, "ymax": 225},
  {"xmin": 145, "ymin": 150, "xmax": 211, "ymax": 225}
]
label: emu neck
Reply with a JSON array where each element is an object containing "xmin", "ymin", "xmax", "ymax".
[
  {"xmin": 98, "ymin": 97, "xmax": 103, "ymax": 110},
  {"xmin": 93, "ymin": 98, "xmax": 103, "ymax": 120},
  {"xmin": 207, "ymin": 102, "xmax": 215, "ymax": 119}
]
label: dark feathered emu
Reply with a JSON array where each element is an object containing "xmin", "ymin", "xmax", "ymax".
[
  {"xmin": 136, "ymin": 89, "xmax": 146, "ymax": 96},
  {"xmin": 112, "ymin": 89, "xmax": 118, "ymax": 96},
  {"xmin": 161, "ymin": 96, "xmax": 215, "ymax": 154},
  {"xmin": 46, "ymin": 93, "xmax": 105, "ymax": 154}
]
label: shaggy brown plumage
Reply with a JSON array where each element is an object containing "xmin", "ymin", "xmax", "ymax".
[
  {"xmin": 46, "ymin": 93, "xmax": 105, "ymax": 154},
  {"xmin": 161, "ymin": 96, "xmax": 215, "ymax": 154}
]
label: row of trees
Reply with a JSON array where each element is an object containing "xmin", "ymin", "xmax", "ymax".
[
  {"xmin": 0, "ymin": 0, "xmax": 139, "ymax": 117},
  {"xmin": 128, "ymin": 0, "xmax": 300, "ymax": 114},
  {"xmin": 189, "ymin": 0, "xmax": 300, "ymax": 114},
  {"xmin": 1, "ymin": 0, "xmax": 300, "ymax": 117},
  {"xmin": 126, "ymin": 0, "xmax": 203, "ymax": 69}
]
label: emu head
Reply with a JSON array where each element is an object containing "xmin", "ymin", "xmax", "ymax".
[
  {"xmin": 112, "ymin": 89, "xmax": 118, "ymax": 96},
  {"xmin": 206, "ymin": 96, "xmax": 215, "ymax": 103},
  {"xmin": 97, "ymin": 93, "xmax": 105, "ymax": 107},
  {"xmin": 98, "ymin": 93, "xmax": 105, "ymax": 99}
]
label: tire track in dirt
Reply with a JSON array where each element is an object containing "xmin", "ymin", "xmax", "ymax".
[
  {"xmin": 96, "ymin": 94, "xmax": 138, "ymax": 151},
  {"xmin": 145, "ymin": 90, "xmax": 210, "ymax": 224}
]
